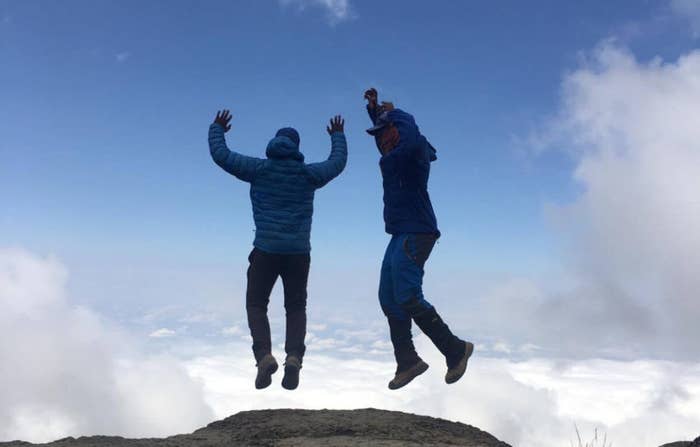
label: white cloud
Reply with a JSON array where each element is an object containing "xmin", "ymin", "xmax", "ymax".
[
  {"xmin": 671, "ymin": 0, "xmax": 700, "ymax": 36},
  {"xmin": 180, "ymin": 312, "xmax": 220, "ymax": 323},
  {"xmin": 0, "ymin": 248, "xmax": 213, "ymax": 442},
  {"xmin": 307, "ymin": 335, "xmax": 342, "ymax": 349},
  {"xmin": 221, "ymin": 325, "xmax": 242, "ymax": 336},
  {"xmin": 149, "ymin": 328, "xmax": 176, "ymax": 338},
  {"xmin": 515, "ymin": 42, "xmax": 700, "ymax": 360},
  {"xmin": 279, "ymin": 0, "xmax": 354, "ymax": 24},
  {"xmin": 492, "ymin": 342, "xmax": 512, "ymax": 354},
  {"xmin": 115, "ymin": 51, "xmax": 131, "ymax": 63},
  {"xmin": 308, "ymin": 322, "xmax": 327, "ymax": 331},
  {"xmin": 371, "ymin": 339, "xmax": 392, "ymax": 350}
]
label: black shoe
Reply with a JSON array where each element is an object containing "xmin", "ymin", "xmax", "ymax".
[
  {"xmin": 388, "ymin": 360, "xmax": 429, "ymax": 390},
  {"xmin": 255, "ymin": 354, "xmax": 278, "ymax": 389},
  {"xmin": 445, "ymin": 341, "xmax": 474, "ymax": 384},
  {"xmin": 281, "ymin": 356, "xmax": 301, "ymax": 390}
]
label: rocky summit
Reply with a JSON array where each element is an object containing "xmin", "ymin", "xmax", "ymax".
[
  {"xmin": 660, "ymin": 436, "xmax": 700, "ymax": 447},
  {"xmin": 2, "ymin": 409, "xmax": 697, "ymax": 446},
  {"xmin": 0, "ymin": 408, "xmax": 512, "ymax": 447}
]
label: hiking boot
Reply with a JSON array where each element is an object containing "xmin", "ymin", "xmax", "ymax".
[
  {"xmin": 255, "ymin": 354, "xmax": 278, "ymax": 389},
  {"xmin": 388, "ymin": 359, "xmax": 429, "ymax": 390},
  {"xmin": 413, "ymin": 307, "xmax": 472, "ymax": 381},
  {"xmin": 281, "ymin": 355, "xmax": 302, "ymax": 390},
  {"xmin": 445, "ymin": 341, "xmax": 474, "ymax": 384}
]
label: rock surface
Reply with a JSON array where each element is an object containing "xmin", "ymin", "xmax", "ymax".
[
  {"xmin": 660, "ymin": 436, "xmax": 700, "ymax": 447},
  {"xmin": 0, "ymin": 408, "xmax": 513, "ymax": 447}
]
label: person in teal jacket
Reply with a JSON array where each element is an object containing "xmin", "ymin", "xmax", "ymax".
[{"xmin": 209, "ymin": 109, "xmax": 347, "ymax": 390}]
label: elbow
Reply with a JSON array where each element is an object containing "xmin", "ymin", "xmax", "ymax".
[
  {"xmin": 209, "ymin": 147, "xmax": 219, "ymax": 163},
  {"xmin": 209, "ymin": 147, "xmax": 224, "ymax": 164},
  {"xmin": 337, "ymin": 157, "xmax": 348, "ymax": 173}
]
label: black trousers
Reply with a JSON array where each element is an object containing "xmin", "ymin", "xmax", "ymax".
[{"xmin": 246, "ymin": 247, "xmax": 310, "ymax": 363}]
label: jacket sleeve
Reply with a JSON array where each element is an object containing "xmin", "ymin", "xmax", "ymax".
[
  {"xmin": 366, "ymin": 105, "xmax": 384, "ymax": 154},
  {"xmin": 208, "ymin": 123, "xmax": 263, "ymax": 183},
  {"xmin": 367, "ymin": 104, "xmax": 379, "ymax": 124},
  {"xmin": 306, "ymin": 131, "xmax": 348, "ymax": 188}
]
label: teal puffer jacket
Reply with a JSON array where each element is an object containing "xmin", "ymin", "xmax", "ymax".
[{"xmin": 209, "ymin": 123, "xmax": 347, "ymax": 254}]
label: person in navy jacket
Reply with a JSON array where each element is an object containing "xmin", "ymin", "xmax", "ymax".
[
  {"xmin": 364, "ymin": 88, "xmax": 473, "ymax": 390},
  {"xmin": 209, "ymin": 110, "xmax": 347, "ymax": 390}
]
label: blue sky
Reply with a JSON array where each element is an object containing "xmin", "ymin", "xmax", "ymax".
[
  {"xmin": 2, "ymin": 2, "xmax": 700, "ymax": 445},
  {"xmin": 2, "ymin": 0, "xmax": 695, "ymax": 309},
  {"xmin": 1, "ymin": 0, "xmax": 686, "ymax": 264}
]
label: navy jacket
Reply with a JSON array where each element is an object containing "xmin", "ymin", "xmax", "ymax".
[
  {"xmin": 209, "ymin": 123, "xmax": 347, "ymax": 254},
  {"xmin": 368, "ymin": 107, "xmax": 440, "ymax": 236}
]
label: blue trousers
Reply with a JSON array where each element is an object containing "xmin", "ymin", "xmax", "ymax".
[{"xmin": 379, "ymin": 233, "xmax": 439, "ymax": 321}]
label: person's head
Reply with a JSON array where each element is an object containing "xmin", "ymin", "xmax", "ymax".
[
  {"xmin": 367, "ymin": 110, "xmax": 399, "ymax": 155},
  {"xmin": 267, "ymin": 126, "xmax": 304, "ymax": 162},
  {"xmin": 275, "ymin": 127, "xmax": 300, "ymax": 147},
  {"xmin": 378, "ymin": 124, "xmax": 399, "ymax": 155}
]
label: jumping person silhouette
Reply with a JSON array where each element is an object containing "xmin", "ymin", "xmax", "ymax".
[
  {"xmin": 209, "ymin": 110, "xmax": 347, "ymax": 390},
  {"xmin": 363, "ymin": 89, "xmax": 474, "ymax": 390}
]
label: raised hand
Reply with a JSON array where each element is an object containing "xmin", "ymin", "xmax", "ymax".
[
  {"xmin": 214, "ymin": 109, "xmax": 233, "ymax": 132},
  {"xmin": 364, "ymin": 88, "xmax": 378, "ymax": 109},
  {"xmin": 326, "ymin": 115, "xmax": 345, "ymax": 135}
]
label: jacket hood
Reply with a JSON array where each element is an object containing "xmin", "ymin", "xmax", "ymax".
[
  {"xmin": 266, "ymin": 136, "xmax": 305, "ymax": 162},
  {"xmin": 388, "ymin": 109, "xmax": 437, "ymax": 162},
  {"xmin": 275, "ymin": 127, "xmax": 300, "ymax": 146}
]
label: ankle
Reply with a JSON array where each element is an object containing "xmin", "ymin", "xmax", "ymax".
[
  {"xmin": 446, "ymin": 340, "xmax": 467, "ymax": 368},
  {"xmin": 285, "ymin": 355, "xmax": 302, "ymax": 368},
  {"xmin": 397, "ymin": 356, "xmax": 424, "ymax": 373}
]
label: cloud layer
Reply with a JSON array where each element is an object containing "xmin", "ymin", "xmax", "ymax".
[
  {"xmin": 1, "ymin": 248, "xmax": 699, "ymax": 447},
  {"xmin": 0, "ymin": 249, "xmax": 213, "ymax": 442},
  {"xmin": 544, "ymin": 43, "xmax": 700, "ymax": 359},
  {"xmin": 491, "ymin": 42, "xmax": 700, "ymax": 361},
  {"xmin": 186, "ymin": 336, "xmax": 700, "ymax": 447}
]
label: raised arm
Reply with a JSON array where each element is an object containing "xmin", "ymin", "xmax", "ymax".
[
  {"xmin": 306, "ymin": 115, "xmax": 348, "ymax": 188},
  {"xmin": 208, "ymin": 109, "xmax": 264, "ymax": 183},
  {"xmin": 364, "ymin": 88, "xmax": 401, "ymax": 155},
  {"xmin": 364, "ymin": 88, "xmax": 379, "ymax": 123}
]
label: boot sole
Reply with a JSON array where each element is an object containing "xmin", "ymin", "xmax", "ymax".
[
  {"xmin": 281, "ymin": 364, "xmax": 300, "ymax": 390},
  {"xmin": 388, "ymin": 361, "xmax": 429, "ymax": 390},
  {"xmin": 255, "ymin": 361, "xmax": 278, "ymax": 390},
  {"xmin": 445, "ymin": 342, "xmax": 474, "ymax": 384}
]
